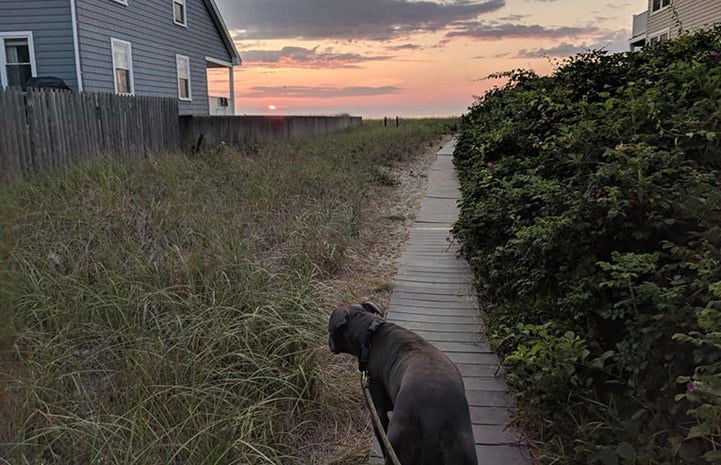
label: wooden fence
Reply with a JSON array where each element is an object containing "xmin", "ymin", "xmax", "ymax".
[
  {"xmin": 0, "ymin": 87, "xmax": 364, "ymax": 181},
  {"xmin": 0, "ymin": 87, "xmax": 179, "ymax": 179},
  {"xmin": 180, "ymin": 115, "xmax": 363, "ymax": 148}
]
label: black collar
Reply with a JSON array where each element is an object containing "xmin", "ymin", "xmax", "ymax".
[{"xmin": 359, "ymin": 320, "xmax": 385, "ymax": 374}]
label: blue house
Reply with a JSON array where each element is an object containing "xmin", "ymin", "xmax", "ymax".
[{"xmin": 0, "ymin": 0, "xmax": 241, "ymax": 115}]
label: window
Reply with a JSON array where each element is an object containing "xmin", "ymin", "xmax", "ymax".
[
  {"xmin": 651, "ymin": 0, "xmax": 671, "ymax": 12},
  {"xmin": 173, "ymin": 0, "xmax": 187, "ymax": 26},
  {"xmin": 649, "ymin": 30, "xmax": 670, "ymax": 47},
  {"xmin": 111, "ymin": 38, "xmax": 134, "ymax": 95},
  {"xmin": 0, "ymin": 32, "xmax": 36, "ymax": 88},
  {"xmin": 176, "ymin": 54, "xmax": 191, "ymax": 100}
]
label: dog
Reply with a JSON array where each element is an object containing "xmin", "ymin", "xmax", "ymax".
[{"xmin": 328, "ymin": 302, "xmax": 478, "ymax": 465}]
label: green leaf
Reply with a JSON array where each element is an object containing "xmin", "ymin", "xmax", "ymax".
[
  {"xmin": 598, "ymin": 448, "xmax": 619, "ymax": 465},
  {"xmin": 709, "ymin": 281, "xmax": 721, "ymax": 298},
  {"xmin": 703, "ymin": 450, "xmax": 721, "ymax": 463},
  {"xmin": 616, "ymin": 442, "xmax": 636, "ymax": 462},
  {"xmin": 687, "ymin": 423, "xmax": 713, "ymax": 439}
]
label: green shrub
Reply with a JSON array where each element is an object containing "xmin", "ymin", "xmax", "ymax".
[{"xmin": 454, "ymin": 25, "xmax": 721, "ymax": 464}]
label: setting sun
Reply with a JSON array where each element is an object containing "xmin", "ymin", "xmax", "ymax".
[{"xmin": 268, "ymin": 104, "xmax": 277, "ymax": 111}]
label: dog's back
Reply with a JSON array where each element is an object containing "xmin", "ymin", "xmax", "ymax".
[{"xmin": 384, "ymin": 328, "xmax": 478, "ymax": 465}]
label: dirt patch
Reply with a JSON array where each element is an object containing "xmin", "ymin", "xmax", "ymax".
[
  {"xmin": 308, "ymin": 135, "xmax": 452, "ymax": 464},
  {"xmin": 333, "ymin": 135, "xmax": 451, "ymax": 306}
]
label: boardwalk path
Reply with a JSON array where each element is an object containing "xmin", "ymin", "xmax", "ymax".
[{"xmin": 369, "ymin": 140, "xmax": 530, "ymax": 464}]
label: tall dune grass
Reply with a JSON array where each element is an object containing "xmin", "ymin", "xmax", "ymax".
[{"xmin": 0, "ymin": 119, "xmax": 454, "ymax": 464}]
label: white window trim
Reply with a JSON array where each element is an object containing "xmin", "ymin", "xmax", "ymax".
[
  {"xmin": 176, "ymin": 54, "xmax": 192, "ymax": 101},
  {"xmin": 173, "ymin": 0, "xmax": 188, "ymax": 27},
  {"xmin": 110, "ymin": 0, "xmax": 128, "ymax": 5},
  {"xmin": 0, "ymin": 31, "xmax": 37, "ymax": 88},
  {"xmin": 648, "ymin": 28, "xmax": 671, "ymax": 46},
  {"xmin": 650, "ymin": 0, "xmax": 671, "ymax": 16},
  {"xmin": 111, "ymin": 38, "xmax": 134, "ymax": 95}
]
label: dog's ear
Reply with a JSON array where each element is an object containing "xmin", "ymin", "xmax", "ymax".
[
  {"xmin": 361, "ymin": 301, "xmax": 385, "ymax": 318},
  {"xmin": 328, "ymin": 309, "xmax": 348, "ymax": 354}
]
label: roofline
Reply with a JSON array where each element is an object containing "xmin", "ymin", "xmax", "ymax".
[{"xmin": 203, "ymin": 0, "xmax": 242, "ymax": 66}]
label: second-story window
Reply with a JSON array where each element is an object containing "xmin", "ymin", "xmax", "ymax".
[
  {"xmin": 111, "ymin": 38, "xmax": 134, "ymax": 95},
  {"xmin": 174, "ymin": 0, "xmax": 187, "ymax": 26},
  {"xmin": 651, "ymin": 0, "xmax": 671, "ymax": 12}
]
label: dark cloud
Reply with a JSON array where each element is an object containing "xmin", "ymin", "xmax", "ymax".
[
  {"xmin": 497, "ymin": 14, "xmax": 527, "ymax": 21},
  {"xmin": 447, "ymin": 22, "xmax": 597, "ymax": 40},
  {"xmin": 216, "ymin": 0, "xmax": 505, "ymax": 40},
  {"xmin": 242, "ymin": 85, "xmax": 403, "ymax": 99},
  {"xmin": 241, "ymin": 46, "xmax": 394, "ymax": 68},
  {"xmin": 517, "ymin": 42, "xmax": 588, "ymax": 57},
  {"xmin": 385, "ymin": 43, "xmax": 422, "ymax": 51},
  {"xmin": 515, "ymin": 30, "xmax": 630, "ymax": 57}
]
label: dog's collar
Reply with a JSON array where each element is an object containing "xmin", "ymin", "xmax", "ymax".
[{"xmin": 359, "ymin": 320, "xmax": 385, "ymax": 374}]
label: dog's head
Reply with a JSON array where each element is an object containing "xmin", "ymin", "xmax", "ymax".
[{"xmin": 328, "ymin": 301, "xmax": 385, "ymax": 355}]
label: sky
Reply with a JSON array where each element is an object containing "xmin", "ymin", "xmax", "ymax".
[{"xmin": 211, "ymin": 0, "xmax": 645, "ymax": 118}]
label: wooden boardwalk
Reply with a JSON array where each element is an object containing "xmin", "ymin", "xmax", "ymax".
[{"xmin": 370, "ymin": 140, "xmax": 530, "ymax": 465}]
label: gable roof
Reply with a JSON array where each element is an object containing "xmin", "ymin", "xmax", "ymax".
[{"xmin": 203, "ymin": 0, "xmax": 242, "ymax": 65}]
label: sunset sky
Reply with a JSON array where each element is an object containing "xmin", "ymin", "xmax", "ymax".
[{"xmin": 212, "ymin": 0, "xmax": 645, "ymax": 117}]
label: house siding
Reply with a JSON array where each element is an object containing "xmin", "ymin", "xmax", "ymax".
[
  {"xmin": 0, "ymin": 0, "xmax": 78, "ymax": 89},
  {"xmin": 647, "ymin": 0, "xmax": 721, "ymax": 39},
  {"xmin": 75, "ymin": 0, "xmax": 232, "ymax": 115}
]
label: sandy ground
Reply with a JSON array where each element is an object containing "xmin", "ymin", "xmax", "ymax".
[
  {"xmin": 334, "ymin": 135, "xmax": 452, "ymax": 307},
  {"xmin": 305, "ymin": 135, "xmax": 452, "ymax": 464}
]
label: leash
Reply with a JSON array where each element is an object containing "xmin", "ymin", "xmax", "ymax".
[
  {"xmin": 357, "ymin": 319, "xmax": 403, "ymax": 465},
  {"xmin": 361, "ymin": 372, "xmax": 403, "ymax": 465}
]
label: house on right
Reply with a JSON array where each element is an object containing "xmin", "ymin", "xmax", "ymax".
[{"xmin": 629, "ymin": 0, "xmax": 721, "ymax": 50}]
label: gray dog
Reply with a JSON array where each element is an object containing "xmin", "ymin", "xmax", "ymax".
[{"xmin": 328, "ymin": 302, "xmax": 478, "ymax": 465}]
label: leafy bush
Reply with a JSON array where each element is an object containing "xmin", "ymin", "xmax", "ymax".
[{"xmin": 454, "ymin": 26, "xmax": 721, "ymax": 464}]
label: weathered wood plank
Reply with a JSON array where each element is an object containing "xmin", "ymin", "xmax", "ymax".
[
  {"xmin": 473, "ymin": 424, "xmax": 523, "ymax": 445},
  {"xmin": 470, "ymin": 406, "xmax": 513, "ymax": 426},
  {"xmin": 389, "ymin": 313, "xmax": 480, "ymax": 326},
  {"xmin": 412, "ymin": 330, "xmax": 483, "ymax": 343},
  {"xmin": 432, "ymin": 341, "xmax": 492, "ymax": 353},
  {"xmin": 463, "ymin": 377, "xmax": 509, "ymax": 392},
  {"xmin": 391, "ymin": 291, "xmax": 474, "ymax": 303},
  {"xmin": 390, "ymin": 299, "xmax": 477, "ymax": 310},
  {"xmin": 456, "ymin": 363, "xmax": 501, "ymax": 377},
  {"xmin": 446, "ymin": 352, "xmax": 499, "ymax": 365},
  {"xmin": 466, "ymin": 390, "xmax": 513, "ymax": 408},
  {"xmin": 389, "ymin": 306, "xmax": 479, "ymax": 318},
  {"xmin": 392, "ymin": 284, "xmax": 473, "ymax": 295},
  {"xmin": 475, "ymin": 445, "xmax": 530, "ymax": 465}
]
